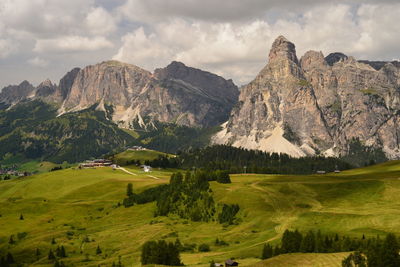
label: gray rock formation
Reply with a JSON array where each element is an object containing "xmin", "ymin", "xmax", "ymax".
[
  {"xmin": 0, "ymin": 80, "xmax": 35, "ymax": 106},
  {"xmin": 1, "ymin": 60, "xmax": 239, "ymax": 129},
  {"xmin": 214, "ymin": 36, "xmax": 400, "ymax": 159}
]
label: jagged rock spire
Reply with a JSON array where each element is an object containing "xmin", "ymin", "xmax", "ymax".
[{"xmin": 268, "ymin": 35, "xmax": 298, "ymax": 64}]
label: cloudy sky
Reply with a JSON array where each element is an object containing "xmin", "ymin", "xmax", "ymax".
[{"xmin": 0, "ymin": 0, "xmax": 399, "ymax": 88}]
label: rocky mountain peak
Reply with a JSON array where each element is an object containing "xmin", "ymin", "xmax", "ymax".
[
  {"xmin": 325, "ymin": 52, "xmax": 348, "ymax": 66},
  {"xmin": 38, "ymin": 79, "xmax": 53, "ymax": 88},
  {"xmin": 214, "ymin": 35, "xmax": 400, "ymax": 160},
  {"xmin": 268, "ymin": 35, "xmax": 298, "ymax": 64},
  {"xmin": 0, "ymin": 80, "xmax": 35, "ymax": 106},
  {"xmin": 154, "ymin": 61, "xmax": 239, "ymax": 106},
  {"xmin": 36, "ymin": 79, "xmax": 56, "ymax": 98},
  {"xmin": 300, "ymin": 51, "xmax": 327, "ymax": 71}
]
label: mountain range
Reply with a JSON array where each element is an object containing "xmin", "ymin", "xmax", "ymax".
[
  {"xmin": 1, "ymin": 35, "xmax": 399, "ymax": 163},
  {"xmin": 213, "ymin": 36, "xmax": 400, "ymax": 160}
]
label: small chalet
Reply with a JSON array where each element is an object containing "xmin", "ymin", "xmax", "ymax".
[
  {"xmin": 128, "ymin": 146, "xmax": 147, "ymax": 151},
  {"xmin": 80, "ymin": 159, "xmax": 113, "ymax": 168},
  {"xmin": 225, "ymin": 259, "xmax": 239, "ymax": 267},
  {"xmin": 142, "ymin": 165, "xmax": 152, "ymax": 172}
]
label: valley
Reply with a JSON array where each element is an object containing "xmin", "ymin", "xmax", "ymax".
[{"xmin": 1, "ymin": 160, "xmax": 400, "ymax": 266}]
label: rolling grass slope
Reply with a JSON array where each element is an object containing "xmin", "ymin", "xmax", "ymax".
[
  {"xmin": 112, "ymin": 149, "xmax": 173, "ymax": 165},
  {"xmin": 0, "ymin": 161, "xmax": 400, "ymax": 266},
  {"xmin": 252, "ymin": 252, "xmax": 350, "ymax": 267}
]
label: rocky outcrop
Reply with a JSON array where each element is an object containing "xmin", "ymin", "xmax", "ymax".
[
  {"xmin": 59, "ymin": 60, "xmax": 238, "ymax": 128},
  {"xmin": 35, "ymin": 79, "xmax": 57, "ymax": 98},
  {"xmin": 0, "ymin": 80, "xmax": 35, "ymax": 106},
  {"xmin": 1, "ymin": 60, "xmax": 238, "ymax": 128},
  {"xmin": 214, "ymin": 36, "xmax": 400, "ymax": 159}
]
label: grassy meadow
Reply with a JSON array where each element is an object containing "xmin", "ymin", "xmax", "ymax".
[
  {"xmin": 1, "ymin": 161, "xmax": 400, "ymax": 266},
  {"xmin": 112, "ymin": 149, "xmax": 173, "ymax": 166}
]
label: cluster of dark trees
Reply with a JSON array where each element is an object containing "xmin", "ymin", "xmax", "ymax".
[
  {"xmin": 261, "ymin": 230, "xmax": 400, "ymax": 267},
  {"xmin": 122, "ymin": 171, "xmax": 238, "ymax": 223},
  {"xmin": 133, "ymin": 121, "xmax": 218, "ymax": 154},
  {"xmin": 144, "ymin": 157, "xmax": 178, "ymax": 169},
  {"xmin": 146, "ymin": 145, "xmax": 354, "ymax": 174},
  {"xmin": 0, "ymin": 253, "xmax": 15, "ymax": 267},
  {"xmin": 155, "ymin": 172, "xmax": 216, "ymax": 222},
  {"xmin": 141, "ymin": 240, "xmax": 183, "ymax": 266},
  {"xmin": 50, "ymin": 166, "xmax": 63, "ymax": 171},
  {"xmin": 122, "ymin": 183, "xmax": 168, "ymax": 208},
  {"xmin": 218, "ymin": 204, "xmax": 240, "ymax": 224}
]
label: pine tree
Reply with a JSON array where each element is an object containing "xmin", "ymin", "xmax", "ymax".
[
  {"xmin": 175, "ymin": 238, "xmax": 183, "ymax": 252},
  {"xmin": 19, "ymin": 214, "xmax": 24, "ymax": 220},
  {"xmin": 0, "ymin": 257, "xmax": 8, "ymax": 267},
  {"xmin": 315, "ymin": 230, "xmax": 326, "ymax": 253},
  {"xmin": 210, "ymin": 260, "xmax": 215, "ymax": 267},
  {"xmin": 36, "ymin": 248, "xmax": 41, "ymax": 260},
  {"xmin": 261, "ymin": 243, "xmax": 273, "ymax": 259},
  {"xmin": 6, "ymin": 253, "xmax": 14, "ymax": 264},
  {"xmin": 51, "ymin": 237, "xmax": 56, "ymax": 244},
  {"xmin": 96, "ymin": 245, "xmax": 102, "ymax": 255},
  {"xmin": 8, "ymin": 235, "xmax": 15, "ymax": 244},
  {"xmin": 126, "ymin": 183, "xmax": 133, "ymax": 197},
  {"xmin": 118, "ymin": 255, "xmax": 122, "ymax": 267},
  {"xmin": 48, "ymin": 249, "xmax": 56, "ymax": 260},
  {"xmin": 381, "ymin": 233, "xmax": 400, "ymax": 267},
  {"xmin": 300, "ymin": 230, "xmax": 315, "ymax": 252}
]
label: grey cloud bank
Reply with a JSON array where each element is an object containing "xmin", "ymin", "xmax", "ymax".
[{"xmin": 0, "ymin": 0, "xmax": 399, "ymax": 88}]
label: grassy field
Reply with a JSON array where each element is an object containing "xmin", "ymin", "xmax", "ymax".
[
  {"xmin": 252, "ymin": 252, "xmax": 350, "ymax": 267},
  {"xmin": 112, "ymin": 149, "xmax": 173, "ymax": 166},
  {"xmin": 0, "ymin": 161, "xmax": 400, "ymax": 266}
]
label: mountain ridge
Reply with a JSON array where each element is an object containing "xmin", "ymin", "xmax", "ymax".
[
  {"xmin": 0, "ymin": 60, "xmax": 239, "ymax": 129},
  {"xmin": 213, "ymin": 35, "xmax": 400, "ymax": 160}
]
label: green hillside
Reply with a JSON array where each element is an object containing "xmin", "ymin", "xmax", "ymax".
[
  {"xmin": 0, "ymin": 100, "xmax": 137, "ymax": 164},
  {"xmin": 112, "ymin": 149, "xmax": 173, "ymax": 166},
  {"xmin": 252, "ymin": 252, "xmax": 350, "ymax": 267},
  {"xmin": 1, "ymin": 161, "xmax": 400, "ymax": 266}
]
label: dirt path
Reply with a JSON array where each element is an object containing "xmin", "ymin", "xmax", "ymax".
[
  {"xmin": 117, "ymin": 167, "xmax": 137, "ymax": 176},
  {"xmin": 146, "ymin": 175, "xmax": 160, "ymax": 180}
]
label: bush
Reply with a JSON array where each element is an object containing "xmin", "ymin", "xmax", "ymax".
[
  {"xmin": 218, "ymin": 204, "xmax": 240, "ymax": 224},
  {"xmin": 141, "ymin": 240, "xmax": 183, "ymax": 266},
  {"xmin": 198, "ymin": 243, "xmax": 210, "ymax": 252}
]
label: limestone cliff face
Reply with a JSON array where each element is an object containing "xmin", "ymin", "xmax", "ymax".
[
  {"xmin": 214, "ymin": 36, "xmax": 400, "ymax": 159},
  {"xmin": 1, "ymin": 60, "xmax": 238, "ymax": 129},
  {"xmin": 60, "ymin": 60, "xmax": 238, "ymax": 128},
  {"xmin": 0, "ymin": 81, "xmax": 35, "ymax": 106}
]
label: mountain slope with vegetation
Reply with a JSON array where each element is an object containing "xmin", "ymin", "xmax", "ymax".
[
  {"xmin": 0, "ymin": 100, "xmax": 137, "ymax": 163},
  {"xmin": 1, "ymin": 161, "xmax": 400, "ymax": 266}
]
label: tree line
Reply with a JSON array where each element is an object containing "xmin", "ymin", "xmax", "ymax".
[
  {"xmin": 261, "ymin": 229, "xmax": 400, "ymax": 267},
  {"xmin": 122, "ymin": 171, "xmax": 238, "ymax": 224},
  {"xmin": 145, "ymin": 145, "xmax": 354, "ymax": 174},
  {"xmin": 141, "ymin": 240, "xmax": 183, "ymax": 266}
]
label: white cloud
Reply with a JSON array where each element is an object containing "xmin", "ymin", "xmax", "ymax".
[
  {"xmin": 85, "ymin": 7, "xmax": 117, "ymax": 35},
  {"xmin": 34, "ymin": 36, "xmax": 113, "ymax": 53},
  {"xmin": 113, "ymin": 27, "xmax": 173, "ymax": 70},
  {"xmin": 1, "ymin": 0, "xmax": 400, "ymax": 89},
  {"xmin": 0, "ymin": 0, "xmax": 95, "ymax": 37},
  {"xmin": 28, "ymin": 57, "xmax": 49, "ymax": 67},
  {"xmin": 0, "ymin": 39, "xmax": 17, "ymax": 58},
  {"xmin": 353, "ymin": 4, "xmax": 400, "ymax": 59},
  {"xmin": 113, "ymin": 3, "xmax": 400, "ymax": 85},
  {"xmin": 117, "ymin": 0, "xmax": 399, "ymax": 23}
]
